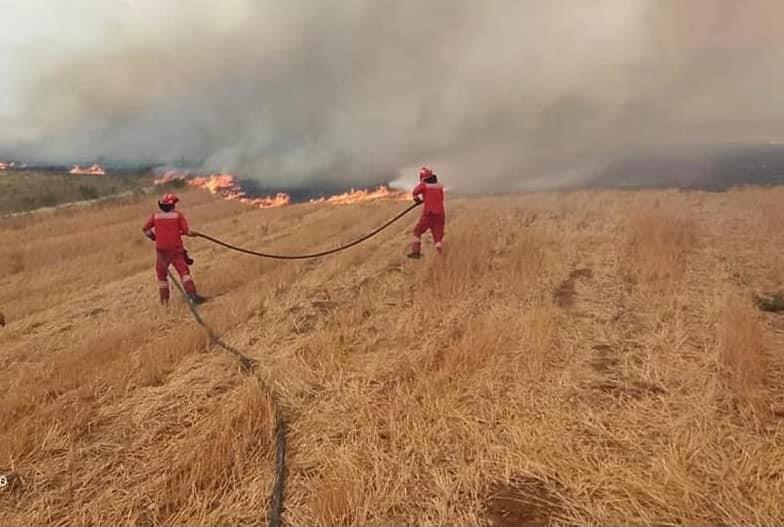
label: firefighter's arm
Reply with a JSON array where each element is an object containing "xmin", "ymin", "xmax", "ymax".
[
  {"xmin": 142, "ymin": 215, "xmax": 156, "ymax": 241},
  {"xmin": 412, "ymin": 183, "xmax": 424, "ymax": 204},
  {"xmin": 179, "ymin": 213, "xmax": 198, "ymax": 237}
]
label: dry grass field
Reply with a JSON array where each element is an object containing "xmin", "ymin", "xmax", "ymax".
[{"xmin": 1, "ymin": 185, "xmax": 784, "ymax": 525}]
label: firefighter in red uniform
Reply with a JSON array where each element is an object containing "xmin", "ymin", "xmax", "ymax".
[
  {"xmin": 408, "ymin": 166, "xmax": 446, "ymax": 259},
  {"xmin": 142, "ymin": 193, "xmax": 207, "ymax": 305}
]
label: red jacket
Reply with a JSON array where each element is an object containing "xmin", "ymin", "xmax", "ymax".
[
  {"xmin": 413, "ymin": 181, "xmax": 445, "ymax": 215},
  {"xmin": 143, "ymin": 210, "xmax": 190, "ymax": 250}
]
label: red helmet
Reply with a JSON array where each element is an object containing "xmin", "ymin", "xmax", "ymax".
[
  {"xmin": 419, "ymin": 166, "xmax": 434, "ymax": 181},
  {"xmin": 159, "ymin": 192, "xmax": 179, "ymax": 206}
]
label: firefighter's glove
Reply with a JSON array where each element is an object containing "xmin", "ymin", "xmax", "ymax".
[
  {"xmin": 414, "ymin": 197, "xmax": 423, "ymax": 205},
  {"xmin": 146, "ymin": 232, "xmax": 156, "ymax": 241}
]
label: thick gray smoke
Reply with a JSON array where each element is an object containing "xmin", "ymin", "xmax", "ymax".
[{"xmin": 3, "ymin": 0, "xmax": 784, "ymax": 193}]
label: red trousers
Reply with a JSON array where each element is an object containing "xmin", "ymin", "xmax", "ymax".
[
  {"xmin": 156, "ymin": 249, "xmax": 196, "ymax": 302},
  {"xmin": 414, "ymin": 212, "xmax": 445, "ymax": 243}
]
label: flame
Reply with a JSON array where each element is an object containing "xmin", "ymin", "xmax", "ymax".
[
  {"xmin": 153, "ymin": 171, "xmax": 405, "ymax": 208},
  {"xmin": 309, "ymin": 185, "xmax": 407, "ymax": 205},
  {"xmin": 70, "ymin": 164, "xmax": 106, "ymax": 175},
  {"xmin": 0, "ymin": 161, "xmax": 15, "ymax": 170},
  {"xmin": 153, "ymin": 171, "xmax": 289, "ymax": 208},
  {"xmin": 242, "ymin": 192, "xmax": 292, "ymax": 208},
  {"xmin": 189, "ymin": 174, "xmax": 239, "ymax": 195}
]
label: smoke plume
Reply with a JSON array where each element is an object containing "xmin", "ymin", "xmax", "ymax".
[{"xmin": 3, "ymin": 0, "xmax": 784, "ymax": 193}]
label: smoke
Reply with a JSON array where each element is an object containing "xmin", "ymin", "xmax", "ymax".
[{"xmin": 3, "ymin": 0, "xmax": 784, "ymax": 193}]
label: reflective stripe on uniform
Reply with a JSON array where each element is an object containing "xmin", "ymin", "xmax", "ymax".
[
  {"xmin": 158, "ymin": 281, "xmax": 169, "ymax": 289},
  {"xmin": 154, "ymin": 212, "xmax": 179, "ymax": 220},
  {"xmin": 182, "ymin": 275, "xmax": 193, "ymax": 282}
]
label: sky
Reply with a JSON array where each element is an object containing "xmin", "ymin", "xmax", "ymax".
[{"xmin": 2, "ymin": 0, "xmax": 784, "ymax": 192}]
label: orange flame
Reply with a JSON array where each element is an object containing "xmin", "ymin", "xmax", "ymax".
[
  {"xmin": 153, "ymin": 171, "xmax": 405, "ymax": 208},
  {"xmin": 241, "ymin": 193, "xmax": 292, "ymax": 208},
  {"xmin": 70, "ymin": 164, "xmax": 106, "ymax": 175},
  {"xmin": 189, "ymin": 174, "xmax": 239, "ymax": 195},
  {"xmin": 182, "ymin": 173, "xmax": 291, "ymax": 209},
  {"xmin": 309, "ymin": 185, "xmax": 407, "ymax": 205},
  {"xmin": 0, "ymin": 161, "xmax": 15, "ymax": 171}
]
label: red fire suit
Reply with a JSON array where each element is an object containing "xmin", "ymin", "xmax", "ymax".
[
  {"xmin": 411, "ymin": 181, "xmax": 445, "ymax": 255},
  {"xmin": 142, "ymin": 210, "xmax": 197, "ymax": 303}
]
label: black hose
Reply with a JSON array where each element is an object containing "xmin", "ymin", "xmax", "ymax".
[
  {"xmin": 195, "ymin": 201, "xmax": 421, "ymax": 259},
  {"xmin": 162, "ymin": 200, "xmax": 421, "ymax": 525},
  {"xmin": 167, "ymin": 271, "xmax": 286, "ymax": 527}
]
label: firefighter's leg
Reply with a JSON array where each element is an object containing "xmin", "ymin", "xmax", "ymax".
[
  {"xmin": 155, "ymin": 251, "xmax": 170, "ymax": 304},
  {"xmin": 432, "ymin": 214, "xmax": 445, "ymax": 253},
  {"xmin": 409, "ymin": 215, "xmax": 429, "ymax": 258},
  {"xmin": 171, "ymin": 252, "xmax": 197, "ymax": 296}
]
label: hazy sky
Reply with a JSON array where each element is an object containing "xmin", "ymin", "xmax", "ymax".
[{"xmin": 2, "ymin": 0, "xmax": 784, "ymax": 192}]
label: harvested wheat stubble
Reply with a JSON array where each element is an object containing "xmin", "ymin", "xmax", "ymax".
[{"xmin": 2, "ymin": 187, "xmax": 784, "ymax": 525}]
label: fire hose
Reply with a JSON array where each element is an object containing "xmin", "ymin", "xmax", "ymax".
[
  {"xmin": 165, "ymin": 201, "xmax": 421, "ymax": 526},
  {"xmin": 194, "ymin": 200, "xmax": 422, "ymax": 259},
  {"xmin": 168, "ymin": 270, "xmax": 285, "ymax": 527}
]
